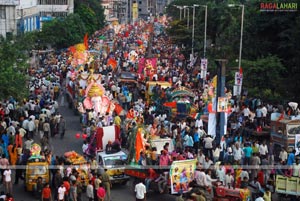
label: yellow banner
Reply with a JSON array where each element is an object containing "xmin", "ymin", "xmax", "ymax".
[{"xmin": 132, "ymin": 3, "xmax": 138, "ymax": 21}]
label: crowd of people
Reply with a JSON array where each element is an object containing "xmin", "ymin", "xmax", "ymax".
[{"xmin": 1, "ymin": 14, "xmax": 300, "ymax": 201}]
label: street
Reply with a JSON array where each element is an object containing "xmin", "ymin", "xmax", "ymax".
[{"xmin": 6, "ymin": 95, "xmax": 177, "ymax": 201}]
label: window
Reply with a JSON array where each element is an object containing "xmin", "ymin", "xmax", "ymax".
[
  {"xmin": 103, "ymin": 155, "xmax": 127, "ymax": 167},
  {"xmin": 0, "ymin": 6, "xmax": 5, "ymax": 19},
  {"xmin": 138, "ymin": 8, "xmax": 141, "ymax": 12},
  {"xmin": 39, "ymin": 0, "xmax": 68, "ymax": 5}
]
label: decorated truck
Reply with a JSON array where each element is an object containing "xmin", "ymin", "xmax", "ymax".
[{"xmin": 63, "ymin": 151, "xmax": 90, "ymax": 188}]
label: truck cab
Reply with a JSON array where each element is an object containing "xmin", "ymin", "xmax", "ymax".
[
  {"xmin": 96, "ymin": 150, "xmax": 130, "ymax": 185},
  {"xmin": 270, "ymin": 119, "xmax": 300, "ymax": 161}
]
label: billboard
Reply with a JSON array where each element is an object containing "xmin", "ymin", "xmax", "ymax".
[{"xmin": 170, "ymin": 159, "xmax": 196, "ymax": 194}]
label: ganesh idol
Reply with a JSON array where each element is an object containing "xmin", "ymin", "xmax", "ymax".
[{"xmin": 82, "ymin": 72, "xmax": 115, "ymax": 116}]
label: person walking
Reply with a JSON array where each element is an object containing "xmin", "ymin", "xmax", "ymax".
[
  {"xmin": 97, "ymin": 183, "xmax": 106, "ymax": 201},
  {"xmin": 41, "ymin": 183, "xmax": 52, "ymax": 201},
  {"xmin": 86, "ymin": 180, "xmax": 94, "ymax": 201},
  {"xmin": 3, "ymin": 168, "xmax": 12, "ymax": 194},
  {"xmin": 101, "ymin": 169, "xmax": 111, "ymax": 201},
  {"xmin": 58, "ymin": 116, "xmax": 66, "ymax": 139},
  {"xmin": 135, "ymin": 179, "xmax": 146, "ymax": 201},
  {"xmin": 58, "ymin": 183, "xmax": 66, "ymax": 201}
]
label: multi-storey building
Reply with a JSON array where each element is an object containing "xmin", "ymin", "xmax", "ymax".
[
  {"xmin": 0, "ymin": 0, "xmax": 74, "ymax": 38},
  {"xmin": 0, "ymin": 0, "xmax": 18, "ymax": 38}
]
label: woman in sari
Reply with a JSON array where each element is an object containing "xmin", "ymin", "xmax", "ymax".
[{"xmin": 8, "ymin": 144, "xmax": 18, "ymax": 166}]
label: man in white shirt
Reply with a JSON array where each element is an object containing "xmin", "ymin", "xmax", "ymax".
[
  {"xmin": 3, "ymin": 169, "xmax": 12, "ymax": 194},
  {"xmin": 259, "ymin": 142, "xmax": 268, "ymax": 158},
  {"xmin": 233, "ymin": 143, "xmax": 243, "ymax": 165},
  {"xmin": 135, "ymin": 180, "xmax": 146, "ymax": 201},
  {"xmin": 293, "ymin": 159, "xmax": 300, "ymax": 177},
  {"xmin": 242, "ymin": 106, "xmax": 250, "ymax": 119},
  {"xmin": 279, "ymin": 148, "xmax": 288, "ymax": 163},
  {"xmin": 58, "ymin": 183, "xmax": 66, "ymax": 201},
  {"xmin": 195, "ymin": 118, "xmax": 203, "ymax": 128},
  {"xmin": 194, "ymin": 167, "xmax": 208, "ymax": 188}
]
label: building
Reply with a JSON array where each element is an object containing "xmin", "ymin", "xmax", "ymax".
[
  {"xmin": 0, "ymin": 0, "xmax": 74, "ymax": 38},
  {"xmin": 37, "ymin": 0, "xmax": 74, "ymax": 28},
  {"xmin": 0, "ymin": 0, "xmax": 18, "ymax": 38},
  {"xmin": 101, "ymin": 0, "xmax": 173, "ymax": 25},
  {"xmin": 16, "ymin": 0, "xmax": 40, "ymax": 34}
]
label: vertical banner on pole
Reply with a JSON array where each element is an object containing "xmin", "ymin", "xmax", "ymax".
[
  {"xmin": 295, "ymin": 134, "xmax": 300, "ymax": 155},
  {"xmin": 132, "ymin": 3, "xmax": 138, "ymax": 22},
  {"xmin": 200, "ymin": 59, "xmax": 208, "ymax": 79},
  {"xmin": 234, "ymin": 72, "xmax": 243, "ymax": 86}
]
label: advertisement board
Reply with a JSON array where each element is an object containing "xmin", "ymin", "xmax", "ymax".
[
  {"xmin": 170, "ymin": 159, "xmax": 196, "ymax": 194},
  {"xmin": 217, "ymin": 97, "xmax": 228, "ymax": 112}
]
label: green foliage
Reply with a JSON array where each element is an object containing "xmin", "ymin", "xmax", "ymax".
[
  {"xmin": 75, "ymin": 0, "xmax": 105, "ymax": 32},
  {"xmin": 39, "ymin": 14, "xmax": 86, "ymax": 49},
  {"xmin": 0, "ymin": 38, "xmax": 28, "ymax": 100},
  {"xmin": 243, "ymin": 55, "xmax": 285, "ymax": 101},
  {"xmin": 167, "ymin": 0, "xmax": 300, "ymax": 101}
]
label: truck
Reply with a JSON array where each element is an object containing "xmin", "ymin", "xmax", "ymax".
[
  {"xmin": 96, "ymin": 150, "xmax": 130, "ymax": 185},
  {"xmin": 270, "ymin": 119, "xmax": 300, "ymax": 161},
  {"xmin": 276, "ymin": 175, "xmax": 300, "ymax": 199}
]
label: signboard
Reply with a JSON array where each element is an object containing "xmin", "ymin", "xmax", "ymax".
[
  {"xmin": 234, "ymin": 72, "xmax": 243, "ymax": 86},
  {"xmin": 200, "ymin": 59, "xmax": 207, "ymax": 79},
  {"xmin": 295, "ymin": 134, "xmax": 300, "ymax": 155},
  {"xmin": 170, "ymin": 159, "xmax": 196, "ymax": 194},
  {"xmin": 217, "ymin": 97, "xmax": 228, "ymax": 112}
]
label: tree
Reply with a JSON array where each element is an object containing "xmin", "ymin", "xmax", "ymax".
[
  {"xmin": 0, "ymin": 38, "xmax": 28, "ymax": 100},
  {"xmin": 166, "ymin": 0, "xmax": 300, "ymax": 101},
  {"xmin": 243, "ymin": 55, "xmax": 285, "ymax": 102}
]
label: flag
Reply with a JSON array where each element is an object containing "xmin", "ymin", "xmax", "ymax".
[
  {"xmin": 83, "ymin": 33, "xmax": 88, "ymax": 50},
  {"xmin": 107, "ymin": 58, "xmax": 117, "ymax": 70},
  {"xmin": 163, "ymin": 102, "xmax": 177, "ymax": 108},
  {"xmin": 69, "ymin": 46, "xmax": 76, "ymax": 54},
  {"xmin": 190, "ymin": 113, "xmax": 201, "ymax": 119}
]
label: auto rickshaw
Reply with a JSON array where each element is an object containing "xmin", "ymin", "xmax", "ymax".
[{"xmin": 25, "ymin": 155, "xmax": 50, "ymax": 192}]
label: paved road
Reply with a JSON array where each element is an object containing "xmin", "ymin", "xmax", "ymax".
[{"xmin": 7, "ymin": 95, "xmax": 177, "ymax": 201}]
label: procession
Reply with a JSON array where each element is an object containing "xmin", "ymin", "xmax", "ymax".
[{"xmin": 1, "ymin": 0, "xmax": 300, "ymax": 201}]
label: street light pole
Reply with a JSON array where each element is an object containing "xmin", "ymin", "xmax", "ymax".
[
  {"xmin": 192, "ymin": 4, "xmax": 199, "ymax": 57},
  {"xmin": 184, "ymin": 6, "xmax": 190, "ymax": 28},
  {"xmin": 228, "ymin": 4, "xmax": 244, "ymax": 70},
  {"xmin": 239, "ymin": 5, "xmax": 244, "ymax": 71},
  {"xmin": 203, "ymin": 5, "xmax": 207, "ymax": 59}
]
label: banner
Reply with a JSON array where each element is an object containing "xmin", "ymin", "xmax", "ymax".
[
  {"xmin": 170, "ymin": 159, "xmax": 197, "ymax": 194},
  {"xmin": 234, "ymin": 72, "xmax": 243, "ymax": 86},
  {"xmin": 295, "ymin": 134, "xmax": 300, "ymax": 155},
  {"xmin": 233, "ymin": 85, "xmax": 241, "ymax": 96},
  {"xmin": 132, "ymin": 3, "xmax": 138, "ymax": 22},
  {"xmin": 217, "ymin": 97, "xmax": 228, "ymax": 112},
  {"xmin": 208, "ymin": 113, "xmax": 216, "ymax": 138},
  {"xmin": 144, "ymin": 58, "xmax": 157, "ymax": 78},
  {"xmin": 200, "ymin": 59, "xmax": 208, "ymax": 79}
]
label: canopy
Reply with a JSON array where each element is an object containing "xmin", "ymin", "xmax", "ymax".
[{"xmin": 171, "ymin": 87, "xmax": 195, "ymax": 99}]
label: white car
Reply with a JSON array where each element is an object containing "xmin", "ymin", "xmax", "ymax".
[{"xmin": 96, "ymin": 150, "xmax": 130, "ymax": 185}]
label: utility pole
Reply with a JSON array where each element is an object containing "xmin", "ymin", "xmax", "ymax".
[{"xmin": 215, "ymin": 59, "xmax": 227, "ymax": 145}]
